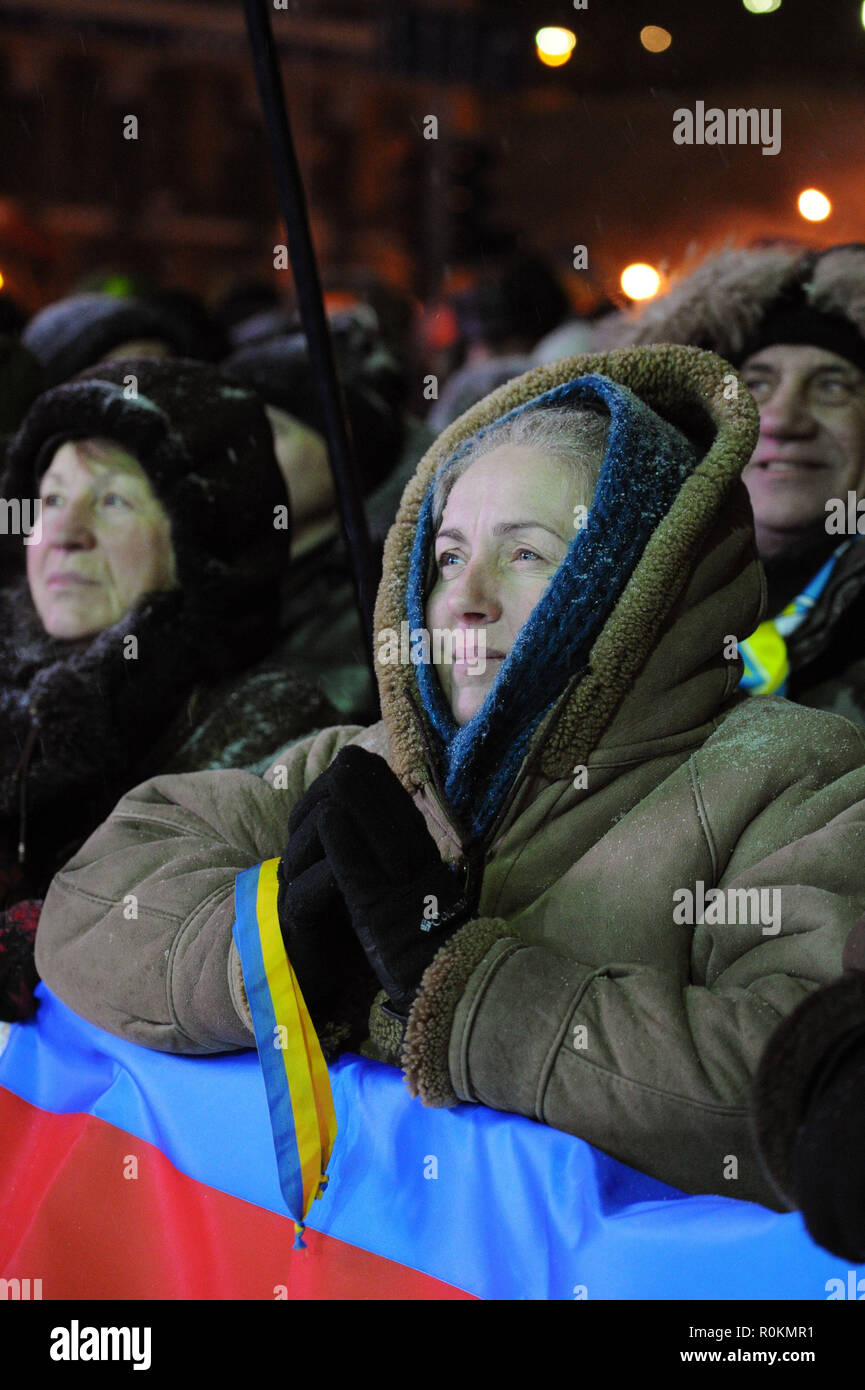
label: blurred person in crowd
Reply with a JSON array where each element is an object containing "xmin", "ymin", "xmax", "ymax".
[
  {"xmin": 0, "ymin": 358, "xmax": 335, "ymax": 1020},
  {"xmin": 427, "ymin": 253, "xmax": 569, "ymax": 431},
  {"xmin": 452, "ymin": 253, "xmax": 571, "ymax": 365},
  {"xmin": 22, "ymin": 292, "xmax": 188, "ymax": 388},
  {"xmin": 35, "ymin": 345, "xmax": 865, "ymax": 1209},
  {"xmin": 143, "ymin": 287, "xmax": 229, "ymax": 363},
  {"xmin": 427, "ymin": 354, "xmax": 531, "ymax": 433},
  {"xmin": 530, "ymin": 317, "xmax": 595, "ymax": 366},
  {"xmin": 64, "ymin": 273, "xmax": 228, "ymax": 361},
  {"xmin": 224, "ymin": 302, "xmax": 299, "ymax": 352},
  {"xmin": 212, "ymin": 278, "xmax": 282, "ymax": 349},
  {"xmin": 0, "ymin": 336, "xmax": 43, "ymax": 465},
  {"xmin": 322, "ymin": 269, "xmax": 419, "ymax": 391},
  {"xmin": 0, "ymin": 338, "xmax": 45, "ymax": 587},
  {"xmin": 0, "ymin": 293, "xmax": 27, "ymax": 339},
  {"xmin": 224, "ymin": 321, "xmax": 432, "ymax": 721},
  {"xmin": 617, "ymin": 243, "xmax": 865, "ymax": 726}
]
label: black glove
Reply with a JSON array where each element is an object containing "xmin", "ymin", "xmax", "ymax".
[
  {"xmin": 313, "ymin": 746, "xmax": 471, "ymax": 1018},
  {"xmin": 790, "ymin": 1027, "xmax": 865, "ymax": 1262},
  {"xmin": 275, "ymin": 761, "xmax": 376, "ymax": 1021}
]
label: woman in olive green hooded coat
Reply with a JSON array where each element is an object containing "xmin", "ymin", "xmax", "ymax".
[{"xmin": 36, "ymin": 345, "xmax": 865, "ymax": 1210}]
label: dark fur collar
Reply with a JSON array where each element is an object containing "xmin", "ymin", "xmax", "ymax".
[{"xmin": 0, "ymin": 568, "xmax": 278, "ymax": 816}]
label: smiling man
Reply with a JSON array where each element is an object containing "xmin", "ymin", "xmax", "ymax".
[
  {"xmin": 740, "ymin": 347, "xmax": 865, "ymax": 562},
  {"xmin": 620, "ymin": 243, "xmax": 865, "ymax": 725}
]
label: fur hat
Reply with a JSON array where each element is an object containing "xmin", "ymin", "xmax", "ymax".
[
  {"xmin": 614, "ymin": 243, "xmax": 865, "ymax": 370},
  {"xmin": 22, "ymin": 293, "xmax": 188, "ymax": 387},
  {"xmin": 1, "ymin": 357, "xmax": 292, "ymax": 633}
]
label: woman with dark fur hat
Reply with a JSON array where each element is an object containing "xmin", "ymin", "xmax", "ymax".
[{"xmin": 0, "ymin": 357, "xmax": 335, "ymax": 1019}]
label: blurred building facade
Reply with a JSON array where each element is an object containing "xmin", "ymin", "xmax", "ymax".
[{"xmin": 1, "ymin": 0, "xmax": 865, "ymax": 313}]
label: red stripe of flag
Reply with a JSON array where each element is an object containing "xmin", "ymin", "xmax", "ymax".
[{"xmin": 0, "ymin": 1088, "xmax": 476, "ymax": 1301}]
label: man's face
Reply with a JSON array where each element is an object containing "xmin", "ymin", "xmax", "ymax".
[
  {"xmin": 101, "ymin": 339, "xmax": 172, "ymax": 363},
  {"xmin": 26, "ymin": 439, "xmax": 177, "ymax": 639},
  {"xmin": 265, "ymin": 404, "xmax": 335, "ymax": 536},
  {"xmin": 740, "ymin": 345, "xmax": 865, "ymax": 558},
  {"xmin": 425, "ymin": 444, "xmax": 578, "ymax": 726}
]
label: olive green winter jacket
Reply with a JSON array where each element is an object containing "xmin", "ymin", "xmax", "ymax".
[{"xmin": 36, "ymin": 345, "xmax": 865, "ymax": 1209}]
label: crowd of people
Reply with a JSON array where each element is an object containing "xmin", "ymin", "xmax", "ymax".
[{"xmin": 2, "ymin": 242, "xmax": 865, "ymax": 1264}]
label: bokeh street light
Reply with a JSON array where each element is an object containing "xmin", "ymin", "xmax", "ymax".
[
  {"xmin": 621, "ymin": 263, "xmax": 662, "ymax": 300},
  {"xmin": 797, "ymin": 188, "xmax": 831, "ymax": 222},
  {"xmin": 535, "ymin": 27, "xmax": 577, "ymax": 68}
]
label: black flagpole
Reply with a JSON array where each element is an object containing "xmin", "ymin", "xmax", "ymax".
[{"xmin": 241, "ymin": 0, "xmax": 377, "ymax": 671}]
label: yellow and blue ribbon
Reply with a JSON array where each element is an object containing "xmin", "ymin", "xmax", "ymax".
[
  {"xmin": 740, "ymin": 545, "xmax": 850, "ymax": 697},
  {"xmin": 232, "ymin": 857, "xmax": 337, "ymax": 1248}
]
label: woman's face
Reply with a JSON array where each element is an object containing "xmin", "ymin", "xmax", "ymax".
[
  {"xmin": 26, "ymin": 439, "xmax": 177, "ymax": 639},
  {"xmin": 425, "ymin": 444, "xmax": 581, "ymax": 726}
]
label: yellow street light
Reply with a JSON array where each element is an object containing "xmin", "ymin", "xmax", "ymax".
[
  {"xmin": 536, "ymin": 26, "xmax": 577, "ymax": 67},
  {"xmin": 621, "ymin": 263, "xmax": 661, "ymax": 301},
  {"xmin": 798, "ymin": 188, "xmax": 831, "ymax": 222}
]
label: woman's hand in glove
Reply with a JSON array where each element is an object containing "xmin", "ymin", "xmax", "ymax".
[
  {"xmin": 312, "ymin": 746, "xmax": 470, "ymax": 1019},
  {"xmin": 790, "ymin": 1027, "xmax": 865, "ymax": 1262},
  {"xmin": 275, "ymin": 757, "xmax": 376, "ymax": 1020}
]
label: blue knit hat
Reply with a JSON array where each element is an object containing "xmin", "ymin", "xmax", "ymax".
[{"xmin": 406, "ymin": 373, "xmax": 700, "ymax": 845}]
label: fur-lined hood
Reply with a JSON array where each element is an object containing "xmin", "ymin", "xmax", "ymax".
[
  {"xmin": 610, "ymin": 243, "xmax": 865, "ymax": 361},
  {"xmin": 375, "ymin": 343, "xmax": 762, "ymax": 828}
]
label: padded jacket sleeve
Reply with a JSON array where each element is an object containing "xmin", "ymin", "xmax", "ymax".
[{"xmin": 35, "ymin": 724, "xmax": 374, "ymax": 1052}]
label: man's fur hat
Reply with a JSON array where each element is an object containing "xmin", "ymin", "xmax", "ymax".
[{"xmin": 613, "ymin": 244, "xmax": 865, "ymax": 370}]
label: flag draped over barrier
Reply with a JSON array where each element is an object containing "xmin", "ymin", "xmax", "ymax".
[{"xmin": 2, "ymin": 984, "xmax": 864, "ymax": 1300}]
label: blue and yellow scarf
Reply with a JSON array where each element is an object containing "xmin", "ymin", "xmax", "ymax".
[{"xmin": 739, "ymin": 544, "xmax": 851, "ymax": 697}]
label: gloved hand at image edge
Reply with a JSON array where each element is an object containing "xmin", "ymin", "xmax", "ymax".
[
  {"xmin": 753, "ymin": 931, "xmax": 865, "ymax": 1263},
  {"xmin": 789, "ymin": 1024, "xmax": 865, "ymax": 1262}
]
